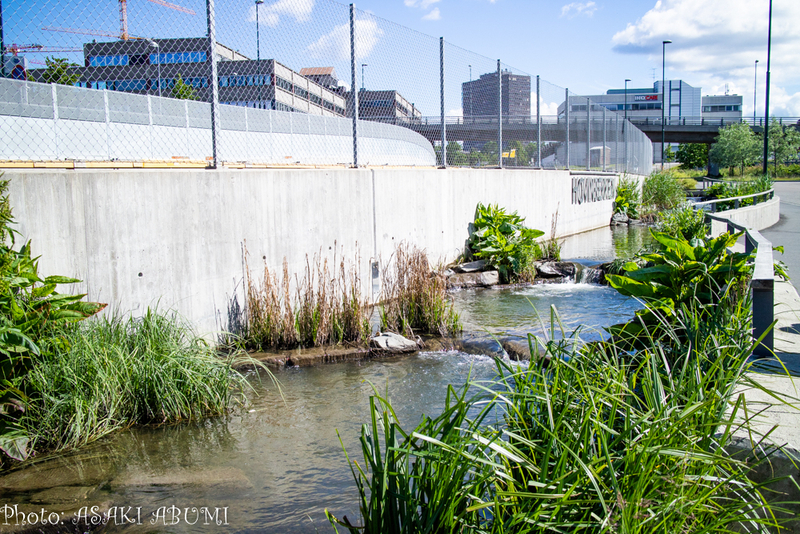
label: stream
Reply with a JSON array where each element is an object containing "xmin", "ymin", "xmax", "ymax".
[{"xmin": 0, "ymin": 224, "xmax": 652, "ymax": 533}]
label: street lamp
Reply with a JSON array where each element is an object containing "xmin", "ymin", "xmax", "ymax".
[
  {"xmin": 763, "ymin": 0, "xmax": 773, "ymax": 175},
  {"xmin": 255, "ymin": 0, "xmax": 263, "ymax": 108},
  {"xmin": 661, "ymin": 39, "xmax": 671, "ymax": 170},
  {"xmin": 148, "ymin": 39, "xmax": 161, "ymax": 98},
  {"xmin": 624, "ymin": 78, "xmax": 630, "ymax": 172},
  {"xmin": 468, "ymin": 64, "xmax": 472, "ymax": 118},
  {"xmin": 753, "ymin": 60, "xmax": 758, "ymax": 124},
  {"xmin": 361, "ymin": 63, "xmax": 367, "ymax": 90}
]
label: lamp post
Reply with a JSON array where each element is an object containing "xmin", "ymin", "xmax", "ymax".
[
  {"xmin": 753, "ymin": 59, "xmax": 758, "ymax": 124},
  {"xmin": 624, "ymin": 78, "xmax": 630, "ymax": 172},
  {"xmin": 661, "ymin": 39, "xmax": 671, "ymax": 169},
  {"xmin": 468, "ymin": 64, "xmax": 473, "ymax": 119},
  {"xmin": 361, "ymin": 63, "xmax": 367, "ymax": 90},
  {"xmin": 255, "ymin": 0, "xmax": 263, "ymax": 108},
  {"xmin": 148, "ymin": 39, "xmax": 161, "ymax": 98},
  {"xmin": 763, "ymin": 0, "xmax": 772, "ymax": 175}
]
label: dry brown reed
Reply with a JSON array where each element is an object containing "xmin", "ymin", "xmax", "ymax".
[
  {"xmin": 379, "ymin": 243, "xmax": 461, "ymax": 338},
  {"xmin": 244, "ymin": 245, "xmax": 371, "ymax": 351}
]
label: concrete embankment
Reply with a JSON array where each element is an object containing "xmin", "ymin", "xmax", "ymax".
[{"xmin": 5, "ymin": 167, "xmax": 622, "ymax": 334}]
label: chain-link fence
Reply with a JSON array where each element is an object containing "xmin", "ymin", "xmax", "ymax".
[{"xmin": 0, "ymin": 0, "xmax": 652, "ymax": 173}]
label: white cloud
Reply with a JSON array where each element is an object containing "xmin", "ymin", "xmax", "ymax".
[
  {"xmin": 561, "ymin": 1, "xmax": 597, "ymax": 18},
  {"xmin": 423, "ymin": 7, "xmax": 441, "ymax": 20},
  {"xmin": 539, "ymin": 98, "xmax": 561, "ymax": 116},
  {"xmin": 612, "ymin": 0, "xmax": 800, "ymax": 117},
  {"xmin": 251, "ymin": 0, "xmax": 314, "ymax": 27},
  {"xmin": 306, "ymin": 19, "xmax": 383, "ymax": 61},
  {"xmin": 404, "ymin": 0, "xmax": 440, "ymax": 8},
  {"xmin": 405, "ymin": 0, "xmax": 442, "ymax": 20},
  {"xmin": 447, "ymin": 107, "xmax": 463, "ymax": 118}
]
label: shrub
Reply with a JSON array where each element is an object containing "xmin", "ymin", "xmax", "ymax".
[
  {"xmin": 641, "ymin": 170, "xmax": 685, "ymax": 212},
  {"xmin": 0, "ymin": 178, "xmax": 105, "ymax": 463},
  {"xmin": 468, "ymin": 203, "xmax": 544, "ymax": 283},
  {"xmin": 605, "ymin": 230, "xmax": 753, "ymax": 352},
  {"xmin": 612, "ymin": 175, "xmax": 640, "ymax": 218},
  {"xmin": 675, "ymin": 142, "xmax": 709, "ymax": 169},
  {"xmin": 655, "ymin": 204, "xmax": 708, "ymax": 241},
  {"xmin": 704, "ymin": 175, "xmax": 774, "ymax": 211}
]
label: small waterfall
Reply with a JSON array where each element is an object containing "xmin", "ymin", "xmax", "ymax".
[{"xmin": 573, "ymin": 263, "xmax": 604, "ymax": 284}]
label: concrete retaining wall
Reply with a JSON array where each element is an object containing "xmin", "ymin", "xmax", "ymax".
[
  {"xmin": 5, "ymin": 168, "xmax": 622, "ymax": 334},
  {"xmin": 709, "ymin": 196, "xmax": 781, "ymax": 237}
]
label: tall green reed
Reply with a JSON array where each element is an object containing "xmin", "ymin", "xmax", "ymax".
[
  {"xmin": 20, "ymin": 309, "xmax": 253, "ymax": 455},
  {"xmin": 329, "ymin": 305, "xmax": 796, "ymax": 533}
]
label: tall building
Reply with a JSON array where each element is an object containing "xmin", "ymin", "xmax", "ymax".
[
  {"xmin": 462, "ymin": 70, "xmax": 530, "ymax": 118},
  {"xmin": 27, "ymin": 37, "xmax": 347, "ymax": 117}
]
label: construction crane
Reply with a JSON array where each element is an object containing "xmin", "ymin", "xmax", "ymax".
[
  {"xmin": 119, "ymin": 0, "xmax": 195, "ymax": 40},
  {"xmin": 3, "ymin": 43, "xmax": 83, "ymax": 56},
  {"xmin": 44, "ymin": 0, "xmax": 195, "ymax": 41}
]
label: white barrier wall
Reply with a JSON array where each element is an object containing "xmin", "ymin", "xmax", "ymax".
[
  {"xmin": 6, "ymin": 168, "xmax": 623, "ymax": 334},
  {"xmin": 708, "ymin": 197, "xmax": 781, "ymax": 237},
  {"xmin": 0, "ymin": 78, "xmax": 435, "ymax": 166}
]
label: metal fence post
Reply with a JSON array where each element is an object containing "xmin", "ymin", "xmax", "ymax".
[
  {"xmin": 585, "ymin": 97, "xmax": 591, "ymax": 171},
  {"xmin": 497, "ymin": 60, "xmax": 502, "ymax": 168},
  {"xmin": 206, "ymin": 0, "xmax": 220, "ymax": 168},
  {"xmin": 440, "ymin": 37, "xmax": 446, "ymax": 168},
  {"xmin": 350, "ymin": 4, "xmax": 359, "ymax": 167},
  {"xmin": 565, "ymin": 88, "xmax": 570, "ymax": 170},
  {"xmin": 602, "ymin": 107, "xmax": 606, "ymax": 172},
  {"xmin": 536, "ymin": 75, "xmax": 541, "ymax": 168},
  {"xmin": 614, "ymin": 112, "xmax": 619, "ymax": 172}
]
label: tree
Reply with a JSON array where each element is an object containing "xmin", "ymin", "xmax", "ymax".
[
  {"xmin": 41, "ymin": 57, "xmax": 79, "ymax": 86},
  {"xmin": 676, "ymin": 143, "xmax": 709, "ymax": 170},
  {"xmin": 446, "ymin": 141, "xmax": 468, "ymax": 166},
  {"xmin": 663, "ymin": 144, "xmax": 676, "ymax": 163},
  {"xmin": 709, "ymin": 122, "xmax": 761, "ymax": 176},
  {"xmin": 481, "ymin": 141, "xmax": 499, "ymax": 164},
  {"xmin": 764, "ymin": 119, "xmax": 800, "ymax": 172},
  {"xmin": 171, "ymin": 74, "xmax": 198, "ymax": 100}
]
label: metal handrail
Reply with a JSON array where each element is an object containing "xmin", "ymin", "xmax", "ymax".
[
  {"xmin": 693, "ymin": 188, "xmax": 775, "ymax": 212},
  {"xmin": 704, "ymin": 212, "xmax": 774, "ymax": 357}
]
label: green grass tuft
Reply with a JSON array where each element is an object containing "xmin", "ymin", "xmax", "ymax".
[{"xmin": 20, "ymin": 309, "xmax": 252, "ymax": 455}]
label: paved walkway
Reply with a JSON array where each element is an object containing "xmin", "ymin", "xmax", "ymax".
[{"xmin": 738, "ymin": 183, "xmax": 800, "ymax": 451}]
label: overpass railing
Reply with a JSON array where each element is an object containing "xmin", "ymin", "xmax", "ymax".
[
  {"xmin": 1, "ymin": 0, "xmax": 653, "ymax": 174},
  {"xmin": 629, "ymin": 116, "xmax": 799, "ymax": 128}
]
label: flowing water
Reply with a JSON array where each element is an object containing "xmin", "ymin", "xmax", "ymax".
[{"xmin": 0, "ymin": 225, "xmax": 651, "ymax": 533}]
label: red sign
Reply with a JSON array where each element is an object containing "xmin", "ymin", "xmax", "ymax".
[{"xmin": 634, "ymin": 95, "xmax": 659, "ymax": 101}]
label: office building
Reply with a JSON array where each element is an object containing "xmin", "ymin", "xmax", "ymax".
[
  {"xmin": 27, "ymin": 37, "xmax": 347, "ymax": 117},
  {"xmin": 349, "ymin": 89, "xmax": 421, "ymax": 122},
  {"xmin": 462, "ymin": 70, "xmax": 530, "ymax": 118},
  {"xmin": 702, "ymin": 94, "xmax": 743, "ymax": 122},
  {"xmin": 560, "ymin": 80, "xmax": 741, "ymax": 162}
]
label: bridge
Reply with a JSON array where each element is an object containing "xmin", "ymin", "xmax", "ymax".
[
  {"xmin": 628, "ymin": 117, "xmax": 799, "ymax": 144},
  {"xmin": 387, "ymin": 116, "xmax": 800, "ymax": 146}
]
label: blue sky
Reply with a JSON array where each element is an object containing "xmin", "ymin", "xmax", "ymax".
[{"xmin": 7, "ymin": 0, "xmax": 799, "ymax": 117}]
